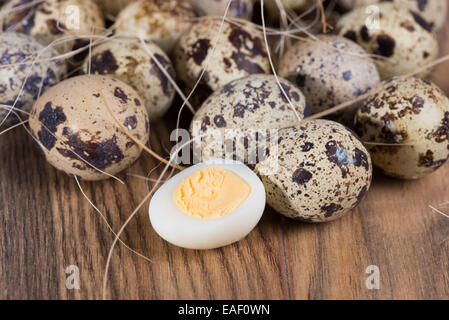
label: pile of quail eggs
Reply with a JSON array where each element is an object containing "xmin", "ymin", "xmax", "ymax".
[{"xmin": 1, "ymin": 0, "xmax": 448, "ymax": 250}]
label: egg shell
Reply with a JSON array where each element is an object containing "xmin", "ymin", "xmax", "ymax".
[
  {"xmin": 278, "ymin": 35, "xmax": 380, "ymax": 126},
  {"xmin": 94, "ymin": 0, "xmax": 134, "ymax": 17},
  {"xmin": 190, "ymin": 0, "xmax": 254, "ymax": 19},
  {"xmin": 355, "ymin": 76, "xmax": 449, "ymax": 179},
  {"xmin": 0, "ymin": 32, "xmax": 66, "ymax": 126},
  {"xmin": 173, "ymin": 19, "xmax": 271, "ymax": 108},
  {"xmin": 115, "ymin": 0, "xmax": 198, "ymax": 54},
  {"xmin": 255, "ymin": 119, "xmax": 372, "ymax": 222},
  {"xmin": 190, "ymin": 74, "xmax": 307, "ymax": 163},
  {"xmin": 29, "ymin": 75, "xmax": 149, "ymax": 181},
  {"xmin": 149, "ymin": 159, "xmax": 266, "ymax": 250},
  {"xmin": 338, "ymin": 0, "xmax": 447, "ymax": 30},
  {"xmin": 1, "ymin": 0, "xmax": 105, "ymax": 63},
  {"xmin": 82, "ymin": 39, "xmax": 175, "ymax": 121},
  {"xmin": 336, "ymin": 2, "xmax": 438, "ymax": 80}
]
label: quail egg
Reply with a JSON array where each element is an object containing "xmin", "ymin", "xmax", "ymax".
[
  {"xmin": 255, "ymin": 119, "xmax": 372, "ymax": 222},
  {"xmin": 115, "ymin": 0, "xmax": 198, "ymax": 54},
  {"xmin": 190, "ymin": 74, "xmax": 307, "ymax": 163},
  {"xmin": 2, "ymin": 0, "xmax": 105, "ymax": 62},
  {"xmin": 337, "ymin": 2, "xmax": 438, "ymax": 79},
  {"xmin": 190, "ymin": 0, "xmax": 254, "ymax": 19},
  {"xmin": 355, "ymin": 76, "xmax": 449, "ymax": 179},
  {"xmin": 149, "ymin": 159, "xmax": 266, "ymax": 249},
  {"xmin": 174, "ymin": 19, "xmax": 270, "ymax": 108},
  {"xmin": 278, "ymin": 35, "xmax": 380, "ymax": 126},
  {"xmin": 82, "ymin": 38, "xmax": 175, "ymax": 121},
  {"xmin": 338, "ymin": 0, "xmax": 447, "ymax": 31},
  {"xmin": 0, "ymin": 32, "xmax": 66, "ymax": 126},
  {"xmin": 29, "ymin": 75, "xmax": 149, "ymax": 181}
]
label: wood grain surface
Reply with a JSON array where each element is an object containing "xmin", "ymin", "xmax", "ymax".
[{"xmin": 1, "ymin": 14, "xmax": 449, "ymax": 300}]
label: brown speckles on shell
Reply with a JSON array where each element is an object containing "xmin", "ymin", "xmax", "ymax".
[
  {"xmin": 343, "ymin": 30, "xmax": 357, "ymax": 42},
  {"xmin": 255, "ymin": 119, "xmax": 372, "ymax": 222},
  {"xmin": 174, "ymin": 19, "xmax": 270, "ymax": 107},
  {"xmin": 418, "ymin": 150, "xmax": 446, "ymax": 168},
  {"xmin": 342, "ymin": 71, "xmax": 352, "ymax": 81},
  {"xmin": 189, "ymin": 39, "xmax": 211, "ymax": 66},
  {"xmin": 29, "ymin": 75, "xmax": 149, "ymax": 181},
  {"xmin": 321, "ymin": 203, "xmax": 343, "ymax": 218},
  {"xmin": 201, "ymin": 116, "xmax": 210, "ymax": 131},
  {"xmin": 82, "ymin": 39, "xmax": 175, "ymax": 121},
  {"xmin": 37, "ymin": 102, "xmax": 67, "ymax": 151},
  {"xmin": 360, "ymin": 25, "xmax": 371, "ymax": 41},
  {"xmin": 228, "ymin": 26, "xmax": 267, "ymax": 74},
  {"xmin": 353, "ymin": 185, "xmax": 368, "ymax": 208},
  {"xmin": 374, "ymin": 35, "xmax": 396, "ymax": 57},
  {"xmin": 45, "ymin": 19, "xmax": 65, "ymax": 35},
  {"xmin": 124, "ymin": 116, "xmax": 138, "ymax": 129},
  {"xmin": 301, "ymin": 142, "xmax": 314, "ymax": 152},
  {"xmin": 0, "ymin": 32, "xmax": 66, "ymax": 126},
  {"xmin": 410, "ymin": 10, "xmax": 433, "ymax": 32},
  {"xmin": 233, "ymin": 103, "xmax": 247, "ymax": 118},
  {"xmin": 278, "ymin": 35, "xmax": 380, "ymax": 127},
  {"xmin": 115, "ymin": 0, "xmax": 197, "ymax": 54},
  {"xmin": 356, "ymin": 76, "xmax": 449, "ymax": 179},
  {"xmin": 190, "ymin": 74, "xmax": 306, "ymax": 163},
  {"xmin": 292, "ymin": 168, "xmax": 313, "ymax": 185},
  {"xmin": 114, "ymin": 87, "xmax": 128, "ymax": 103},
  {"xmin": 1, "ymin": 0, "xmax": 105, "ymax": 57},
  {"xmin": 430, "ymin": 112, "xmax": 449, "ymax": 143},
  {"xmin": 151, "ymin": 53, "xmax": 176, "ymax": 96},
  {"xmin": 339, "ymin": 0, "xmax": 446, "ymax": 31},
  {"xmin": 90, "ymin": 50, "xmax": 119, "ymax": 74},
  {"xmin": 353, "ymin": 148, "xmax": 370, "ymax": 171},
  {"xmin": 2, "ymin": 0, "xmax": 38, "ymax": 34},
  {"xmin": 325, "ymin": 140, "xmax": 350, "ymax": 178},
  {"xmin": 57, "ymin": 128, "xmax": 124, "ymax": 171},
  {"xmin": 213, "ymin": 115, "xmax": 227, "ymax": 128}
]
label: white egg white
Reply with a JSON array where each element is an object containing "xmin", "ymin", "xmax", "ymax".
[{"xmin": 149, "ymin": 159, "xmax": 266, "ymax": 250}]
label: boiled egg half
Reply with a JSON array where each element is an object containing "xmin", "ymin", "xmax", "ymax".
[{"xmin": 149, "ymin": 159, "xmax": 266, "ymax": 249}]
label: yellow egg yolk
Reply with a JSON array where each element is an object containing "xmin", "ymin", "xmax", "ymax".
[{"xmin": 173, "ymin": 167, "xmax": 251, "ymax": 219}]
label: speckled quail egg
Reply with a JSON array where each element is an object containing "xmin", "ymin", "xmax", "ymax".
[
  {"xmin": 94, "ymin": 0, "xmax": 134, "ymax": 17},
  {"xmin": 174, "ymin": 19, "xmax": 270, "ymax": 108},
  {"xmin": 278, "ymin": 35, "xmax": 380, "ymax": 126},
  {"xmin": 0, "ymin": 32, "xmax": 66, "ymax": 126},
  {"xmin": 82, "ymin": 38, "xmax": 175, "ymax": 121},
  {"xmin": 337, "ymin": 2, "xmax": 438, "ymax": 80},
  {"xmin": 355, "ymin": 76, "xmax": 449, "ymax": 179},
  {"xmin": 254, "ymin": 119, "xmax": 372, "ymax": 222},
  {"xmin": 150, "ymin": 159, "xmax": 266, "ymax": 249},
  {"xmin": 190, "ymin": 74, "xmax": 307, "ymax": 163},
  {"xmin": 115, "ymin": 0, "xmax": 198, "ymax": 54},
  {"xmin": 29, "ymin": 75, "xmax": 149, "ymax": 181},
  {"xmin": 338, "ymin": 0, "xmax": 447, "ymax": 31},
  {"xmin": 190, "ymin": 0, "xmax": 254, "ymax": 19},
  {"xmin": 2, "ymin": 0, "xmax": 105, "ymax": 63}
]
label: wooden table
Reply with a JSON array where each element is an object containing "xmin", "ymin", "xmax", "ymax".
[{"xmin": 1, "ymin": 20, "xmax": 449, "ymax": 301}]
